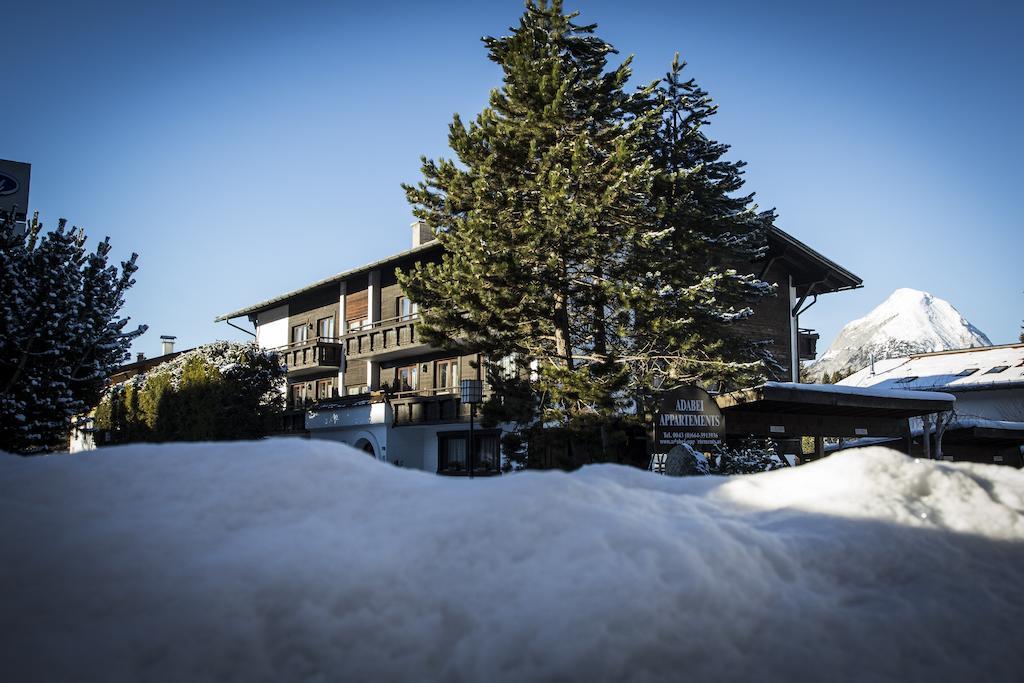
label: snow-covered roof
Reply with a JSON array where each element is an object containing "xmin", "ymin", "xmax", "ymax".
[
  {"xmin": 763, "ymin": 381, "xmax": 955, "ymax": 403},
  {"xmin": 837, "ymin": 343, "xmax": 1024, "ymax": 392}
]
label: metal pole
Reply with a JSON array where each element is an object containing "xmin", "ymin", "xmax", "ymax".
[{"xmin": 469, "ymin": 403, "xmax": 475, "ymax": 479}]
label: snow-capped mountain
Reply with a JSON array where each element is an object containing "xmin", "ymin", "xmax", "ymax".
[{"xmin": 805, "ymin": 288, "xmax": 991, "ymax": 382}]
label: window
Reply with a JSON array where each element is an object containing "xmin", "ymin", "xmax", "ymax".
[
  {"xmin": 291, "ymin": 324, "xmax": 308, "ymax": 344},
  {"xmin": 985, "ymin": 365, "xmax": 1009, "ymax": 374},
  {"xmin": 895, "ymin": 376, "xmax": 918, "ymax": 384},
  {"xmin": 346, "ymin": 317, "xmax": 369, "ymax": 331},
  {"xmin": 435, "ymin": 358, "xmax": 459, "ymax": 393},
  {"xmin": 438, "ymin": 432, "xmax": 500, "ymax": 474},
  {"xmin": 316, "ymin": 378, "xmax": 335, "ymax": 400},
  {"xmin": 955, "ymin": 368, "xmax": 978, "ymax": 377},
  {"xmin": 395, "ymin": 364, "xmax": 418, "ymax": 393},
  {"xmin": 346, "ymin": 385, "xmax": 368, "ymax": 396},
  {"xmin": 317, "ymin": 316, "xmax": 335, "ymax": 339},
  {"xmin": 397, "ymin": 296, "xmax": 418, "ymax": 321},
  {"xmin": 290, "ymin": 383, "xmax": 309, "ymax": 408}
]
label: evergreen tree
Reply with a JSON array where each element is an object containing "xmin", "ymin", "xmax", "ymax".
[
  {"xmin": 399, "ymin": 0, "xmax": 657, "ymax": 435},
  {"xmin": 0, "ymin": 211, "xmax": 144, "ymax": 453},
  {"xmin": 623, "ymin": 54, "xmax": 776, "ymax": 418},
  {"xmin": 400, "ymin": 3, "xmax": 780, "ymax": 468}
]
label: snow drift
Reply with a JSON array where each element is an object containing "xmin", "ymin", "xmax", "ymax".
[
  {"xmin": 1, "ymin": 440, "xmax": 1022, "ymax": 682},
  {"xmin": 806, "ymin": 288, "xmax": 991, "ymax": 381}
]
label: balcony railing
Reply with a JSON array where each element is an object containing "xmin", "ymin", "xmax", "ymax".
[
  {"xmin": 277, "ymin": 337, "xmax": 344, "ymax": 375},
  {"xmin": 343, "ymin": 314, "xmax": 425, "ymax": 359},
  {"xmin": 390, "ymin": 388, "xmax": 489, "ymax": 426}
]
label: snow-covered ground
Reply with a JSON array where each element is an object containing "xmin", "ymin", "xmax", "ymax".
[{"xmin": 2, "ymin": 440, "xmax": 1022, "ymax": 682}]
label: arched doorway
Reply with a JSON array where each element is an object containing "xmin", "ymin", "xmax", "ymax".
[{"xmin": 354, "ymin": 437, "xmax": 376, "ymax": 458}]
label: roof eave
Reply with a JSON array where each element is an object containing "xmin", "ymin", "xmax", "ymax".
[{"xmin": 215, "ymin": 241, "xmax": 443, "ymax": 322}]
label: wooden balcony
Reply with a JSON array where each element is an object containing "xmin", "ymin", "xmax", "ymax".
[
  {"xmin": 279, "ymin": 337, "xmax": 344, "ymax": 376},
  {"xmin": 343, "ymin": 315, "xmax": 427, "ymax": 360},
  {"xmin": 390, "ymin": 390, "xmax": 480, "ymax": 426}
]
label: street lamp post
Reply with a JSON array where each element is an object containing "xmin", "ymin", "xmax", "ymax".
[{"xmin": 460, "ymin": 378, "xmax": 483, "ymax": 478}]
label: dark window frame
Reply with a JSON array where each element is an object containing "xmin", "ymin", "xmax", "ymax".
[
  {"xmin": 435, "ymin": 357, "xmax": 460, "ymax": 393},
  {"xmin": 395, "ymin": 364, "xmax": 418, "ymax": 393},
  {"xmin": 437, "ymin": 430, "xmax": 501, "ymax": 475},
  {"xmin": 316, "ymin": 316, "xmax": 335, "ymax": 339}
]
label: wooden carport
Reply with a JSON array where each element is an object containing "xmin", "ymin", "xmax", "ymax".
[{"xmin": 714, "ymin": 382, "xmax": 955, "ymax": 461}]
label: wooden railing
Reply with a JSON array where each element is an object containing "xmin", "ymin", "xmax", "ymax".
[
  {"xmin": 277, "ymin": 337, "xmax": 344, "ymax": 373},
  {"xmin": 389, "ymin": 388, "xmax": 491, "ymax": 426},
  {"xmin": 342, "ymin": 314, "xmax": 424, "ymax": 359}
]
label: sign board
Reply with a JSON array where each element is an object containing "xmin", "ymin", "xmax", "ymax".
[
  {"xmin": 653, "ymin": 385, "xmax": 725, "ymax": 452},
  {"xmin": 0, "ymin": 159, "xmax": 31, "ymax": 221}
]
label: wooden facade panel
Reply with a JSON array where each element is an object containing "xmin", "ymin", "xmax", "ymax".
[
  {"xmin": 726, "ymin": 259, "xmax": 793, "ymax": 380},
  {"xmin": 380, "ymin": 282, "xmax": 405, "ymax": 319},
  {"xmin": 346, "ymin": 290, "xmax": 368, "ymax": 322},
  {"xmin": 344, "ymin": 361, "xmax": 367, "ymax": 390}
]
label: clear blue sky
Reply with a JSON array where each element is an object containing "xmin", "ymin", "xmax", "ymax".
[{"xmin": 5, "ymin": 0, "xmax": 1022, "ymax": 356}]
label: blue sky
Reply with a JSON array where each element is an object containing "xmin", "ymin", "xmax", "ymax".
[{"xmin": 5, "ymin": 0, "xmax": 1022, "ymax": 356}]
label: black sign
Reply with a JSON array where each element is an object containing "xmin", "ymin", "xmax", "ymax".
[
  {"xmin": 653, "ymin": 385, "xmax": 725, "ymax": 452},
  {"xmin": 0, "ymin": 172, "xmax": 19, "ymax": 196}
]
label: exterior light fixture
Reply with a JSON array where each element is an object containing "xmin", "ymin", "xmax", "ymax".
[{"xmin": 460, "ymin": 379, "xmax": 484, "ymax": 478}]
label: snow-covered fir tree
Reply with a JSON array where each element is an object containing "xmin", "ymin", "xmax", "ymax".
[{"xmin": 0, "ymin": 211, "xmax": 145, "ymax": 453}]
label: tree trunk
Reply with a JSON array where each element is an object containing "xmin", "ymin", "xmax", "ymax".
[{"xmin": 553, "ymin": 289, "xmax": 573, "ymax": 371}]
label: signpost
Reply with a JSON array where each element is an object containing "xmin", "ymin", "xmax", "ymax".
[{"xmin": 650, "ymin": 386, "xmax": 725, "ymax": 474}]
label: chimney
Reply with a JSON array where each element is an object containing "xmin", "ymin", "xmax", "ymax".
[
  {"xmin": 160, "ymin": 335, "xmax": 176, "ymax": 356},
  {"xmin": 136, "ymin": 352, "xmax": 146, "ymax": 362},
  {"xmin": 411, "ymin": 220, "xmax": 434, "ymax": 248}
]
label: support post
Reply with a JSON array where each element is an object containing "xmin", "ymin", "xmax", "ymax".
[
  {"xmin": 906, "ymin": 419, "xmax": 913, "ymax": 456},
  {"xmin": 814, "ymin": 435, "xmax": 824, "ymax": 461},
  {"xmin": 468, "ymin": 403, "xmax": 475, "ymax": 479},
  {"xmin": 921, "ymin": 414, "xmax": 932, "ymax": 460}
]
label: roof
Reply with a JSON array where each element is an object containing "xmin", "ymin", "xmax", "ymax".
[
  {"xmin": 216, "ymin": 227, "xmax": 860, "ymax": 322},
  {"xmin": 716, "ymin": 381, "xmax": 955, "ymax": 419},
  {"xmin": 837, "ymin": 343, "xmax": 1024, "ymax": 393},
  {"xmin": 766, "ymin": 227, "xmax": 862, "ymax": 294},
  {"xmin": 828, "ymin": 418, "xmax": 1024, "ymax": 452},
  {"xmin": 109, "ymin": 350, "xmax": 189, "ymax": 383},
  {"xmin": 215, "ymin": 241, "xmax": 443, "ymax": 322}
]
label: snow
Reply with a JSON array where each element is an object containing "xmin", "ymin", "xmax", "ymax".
[
  {"xmin": 806, "ymin": 288, "xmax": 992, "ymax": 381},
  {"xmin": 2, "ymin": 440, "xmax": 1023, "ymax": 682},
  {"xmin": 764, "ymin": 380, "xmax": 955, "ymax": 402},
  {"xmin": 839, "ymin": 343, "xmax": 1024, "ymax": 391}
]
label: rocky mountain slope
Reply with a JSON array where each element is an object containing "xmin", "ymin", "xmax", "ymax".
[{"xmin": 805, "ymin": 288, "xmax": 991, "ymax": 382}]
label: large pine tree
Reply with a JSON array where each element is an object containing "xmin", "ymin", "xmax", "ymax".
[
  {"xmin": 623, "ymin": 55, "xmax": 777, "ymax": 414},
  {"xmin": 401, "ymin": 3, "xmax": 778, "ymax": 466},
  {"xmin": 399, "ymin": 0, "xmax": 656, "ymax": 429}
]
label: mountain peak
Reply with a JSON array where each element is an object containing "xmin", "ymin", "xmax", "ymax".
[{"xmin": 805, "ymin": 289, "xmax": 991, "ymax": 381}]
